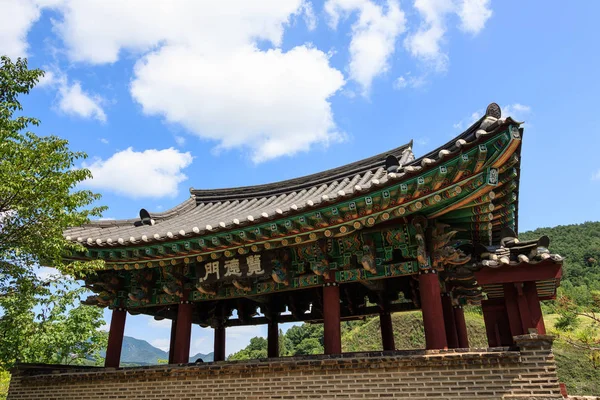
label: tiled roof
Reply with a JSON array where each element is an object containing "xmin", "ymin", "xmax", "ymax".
[
  {"xmin": 66, "ymin": 141, "xmax": 415, "ymax": 246},
  {"xmin": 64, "ymin": 103, "xmax": 517, "ymax": 248}
]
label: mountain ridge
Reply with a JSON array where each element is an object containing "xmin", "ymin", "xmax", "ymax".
[{"xmin": 101, "ymin": 336, "xmax": 214, "ymax": 365}]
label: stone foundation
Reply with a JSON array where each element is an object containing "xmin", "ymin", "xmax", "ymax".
[{"xmin": 8, "ymin": 334, "xmax": 562, "ymax": 400}]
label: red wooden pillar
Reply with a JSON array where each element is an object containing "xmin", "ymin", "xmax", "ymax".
[
  {"xmin": 524, "ymin": 281, "xmax": 546, "ymax": 334},
  {"xmin": 482, "ymin": 299, "xmax": 513, "ymax": 347},
  {"xmin": 168, "ymin": 317, "xmax": 177, "ymax": 364},
  {"xmin": 516, "ymin": 283, "xmax": 533, "ymax": 333},
  {"xmin": 214, "ymin": 325, "xmax": 226, "ymax": 361},
  {"xmin": 419, "ymin": 271, "xmax": 447, "ymax": 350},
  {"xmin": 453, "ymin": 306, "xmax": 469, "ymax": 348},
  {"xmin": 268, "ymin": 320, "xmax": 279, "ymax": 357},
  {"xmin": 504, "ymin": 282, "xmax": 543, "ymax": 338},
  {"xmin": 323, "ymin": 281, "xmax": 341, "ymax": 355},
  {"xmin": 481, "ymin": 300, "xmax": 501, "ymax": 347},
  {"xmin": 379, "ymin": 311, "xmax": 395, "ymax": 351},
  {"xmin": 105, "ymin": 308, "xmax": 126, "ymax": 368},
  {"xmin": 172, "ymin": 302, "xmax": 193, "ymax": 364},
  {"xmin": 503, "ymin": 283, "xmax": 524, "ymax": 338},
  {"xmin": 441, "ymin": 294, "xmax": 459, "ymax": 349}
]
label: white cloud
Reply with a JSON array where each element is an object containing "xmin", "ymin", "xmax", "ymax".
[
  {"xmin": 414, "ymin": 137, "xmax": 429, "ymax": 146},
  {"xmin": 404, "ymin": 0, "xmax": 454, "ymax": 71},
  {"xmin": 174, "ymin": 136, "xmax": 185, "ymax": 147},
  {"xmin": 457, "ymin": 0, "xmax": 492, "ymax": 34},
  {"xmin": 301, "ymin": 1, "xmax": 318, "ymax": 31},
  {"xmin": 0, "ymin": 0, "xmax": 66, "ymax": 58},
  {"xmin": 50, "ymin": 1, "xmax": 304, "ymax": 64},
  {"xmin": 35, "ymin": 266, "xmax": 60, "ymax": 281},
  {"xmin": 100, "ymin": 138, "xmax": 109, "ymax": 144},
  {"xmin": 37, "ymin": 70, "xmax": 57, "ymax": 87},
  {"xmin": 226, "ymin": 325, "xmax": 265, "ymax": 356},
  {"xmin": 502, "ymin": 103, "xmax": 531, "ymax": 121},
  {"xmin": 58, "ymin": 81, "xmax": 106, "ymax": 122},
  {"xmin": 82, "ymin": 147, "xmax": 193, "ymax": 199},
  {"xmin": 98, "ymin": 322, "xmax": 109, "ymax": 332},
  {"xmin": 147, "ymin": 317, "xmax": 171, "ymax": 329},
  {"xmin": 151, "ymin": 338, "xmax": 170, "ymax": 352},
  {"xmin": 342, "ymin": 89, "xmax": 357, "ymax": 99},
  {"xmin": 190, "ymin": 336, "xmax": 211, "ymax": 357},
  {"xmin": 404, "ymin": 0, "xmax": 492, "ymax": 71},
  {"xmin": 592, "ymin": 170, "xmax": 600, "ymax": 182},
  {"xmin": 131, "ymin": 45, "xmax": 345, "ymax": 163},
  {"xmin": 45, "ymin": 0, "xmax": 345, "ymax": 163},
  {"xmin": 36, "ymin": 66, "xmax": 108, "ymax": 122},
  {"xmin": 394, "ymin": 76, "xmax": 407, "ymax": 88},
  {"xmin": 453, "ymin": 109, "xmax": 483, "ymax": 130},
  {"xmin": 0, "ymin": 0, "xmax": 41, "ymax": 59},
  {"xmin": 325, "ymin": 0, "xmax": 406, "ymax": 94},
  {"xmin": 394, "ymin": 72, "xmax": 427, "ymax": 90}
]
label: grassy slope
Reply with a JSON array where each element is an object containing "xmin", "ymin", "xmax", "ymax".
[
  {"xmin": 553, "ymin": 341, "xmax": 600, "ymax": 395},
  {"xmin": 342, "ymin": 310, "xmax": 487, "ymax": 352},
  {"xmin": 544, "ymin": 314, "xmax": 600, "ymax": 396},
  {"xmin": 341, "ymin": 311, "xmax": 600, "ymax": 396}
]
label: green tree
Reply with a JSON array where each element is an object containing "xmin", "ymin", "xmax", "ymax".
[
  {"xmin": 294, "ymin": 338, "xmax": 323, "ymax": 355},
  {"xmin": 228, "ymin": 337, "xmax": 268, "ymax": 360},
  {"xmin": 0, "ymin": 371, "xmax": 8, "ymax": 400},
  {"xmin": 0, "ymin": 278, "xmax": 106, "ymax": 368},
  {"xmin": 283, "ymin": 323, "xmax": 323, "ymax": 356},
  {"xmin": 278, "ymin": 328, "xmax": 287, "ymax": 357},
  {"xmin": 0, "ymin": 56, "xmax": 107, "ymax": 384}
]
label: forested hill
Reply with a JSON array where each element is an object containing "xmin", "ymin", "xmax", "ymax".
[{"xmin": 520, "ymin": 221, "xmax": 600, "ymax": 303}]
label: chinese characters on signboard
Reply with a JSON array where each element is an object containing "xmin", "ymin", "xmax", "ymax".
[{"xmin": 198, "ymin": 254, "xmax": 269, "ymax": 283}]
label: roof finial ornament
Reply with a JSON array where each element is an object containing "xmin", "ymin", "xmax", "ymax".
[
  {"xmin": 477, "ymin": 103, "xmax": 503, "ymax": 136},
  {"xmin": 385, "ymin": 154, "xmax": 400, "ymax": 173},
  {"xmin": 139, "ymin": 209, "xmax": 155, "ymax": 226},
  {"xmin": 486, "ymin": 103, "xmax": 501, "ymax": 119}
]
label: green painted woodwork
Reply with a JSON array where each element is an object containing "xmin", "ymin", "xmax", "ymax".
[{"xmin": 91, "ymin": 226, "xmax": 422, "ymax": 309}]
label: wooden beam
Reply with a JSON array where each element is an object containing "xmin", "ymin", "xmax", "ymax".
[
  {"xmin": 359, "ymin": 279, "xmax": 385, "ymax": 292},
  {"xmin": 475, "ymin": 261, "xmax": 562, "ymax": 285}
]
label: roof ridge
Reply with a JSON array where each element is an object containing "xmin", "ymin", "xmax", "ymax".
[{"xmin": 190, "ymin": 141, "xmax": 414, "ymax": 203}]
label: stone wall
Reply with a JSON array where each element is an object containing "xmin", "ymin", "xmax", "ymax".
[{"xmin": 8, "ymin": 334, "xmax": 563, "ymax": 400}]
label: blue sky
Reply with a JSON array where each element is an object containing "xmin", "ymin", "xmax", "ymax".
[{"xmin": 3, "ymin": 0, "xmax": 600, "ymax": 357}]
